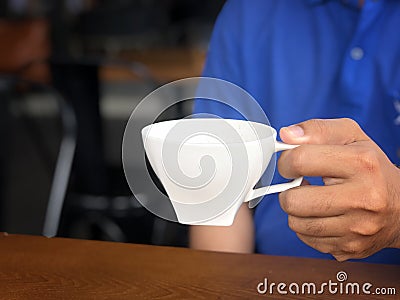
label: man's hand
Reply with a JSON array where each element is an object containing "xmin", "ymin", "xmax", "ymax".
[{"xmin": 278, "ymin": 118, "xmax": 400, "ymax": 261}]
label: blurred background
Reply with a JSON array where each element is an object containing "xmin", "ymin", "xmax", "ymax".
[{"xmin": 0, "ymin": 0, "xmax": 225, "ymax": 247}]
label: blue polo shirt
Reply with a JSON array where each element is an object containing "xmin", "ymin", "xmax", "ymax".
[{"xmin": 194, "ymin": 0, "xmax": 400, "ymax": 264}]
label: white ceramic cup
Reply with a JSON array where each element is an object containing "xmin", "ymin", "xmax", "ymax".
[{"xmin": 142, "ymin": 118, "xmax": 302, "ymax": 226}]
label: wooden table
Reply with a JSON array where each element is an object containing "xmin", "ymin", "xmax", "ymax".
[{"xmin": 0, "ymin": 233, "xmax": 398, "ymax": 299}]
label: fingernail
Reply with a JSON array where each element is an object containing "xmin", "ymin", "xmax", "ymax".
[{"xmin": 286, "ymin": 125, "xmax": 304, "ymax": 137}]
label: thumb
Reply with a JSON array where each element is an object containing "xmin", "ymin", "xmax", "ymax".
[{"xmin": 279, "ymin": 118, "xmax": 370, "ymax": 145}]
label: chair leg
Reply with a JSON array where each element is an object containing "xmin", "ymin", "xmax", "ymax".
[
  {"xmin": 42, "ymin": 133, "xmax": 76, "ymax": 237},
  {"xmin": 41, "ymin": 82, "xmax": 77, "ymax": 238}
]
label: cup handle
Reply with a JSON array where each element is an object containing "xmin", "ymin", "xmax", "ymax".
[{"xmin": 245, "ymin": 141, "xmax": 303, "ymax": 201}]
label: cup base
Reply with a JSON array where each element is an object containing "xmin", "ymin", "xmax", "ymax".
[{"xmin": 173, "ymin": 199, "xmax": 243, "ymax": 226}]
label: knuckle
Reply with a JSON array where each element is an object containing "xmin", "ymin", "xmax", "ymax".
[
  {"xmin": 356, "ymin": 186, "xmax": 388, "ymax": 213},
  {"xmin": 341, "ymin": 118, "xmax": 362, "ymax": 142},
  {"xmin": 297, "ymin": 234, "xmax": 331, "ymax": 254},
  {"xmin": 368, "ymin": 188, "xmax": 388, "ymax": 213},
  {"xmin": 287, "ymin": 216, "xmax": 297, "ymax": 231},
  {"xmin": 364, "ymin": 221, "xmax": 383, "ymax": 236},
  {"xmin": 341, "ymin": 118, "xmax": 359, "ymax": 130},
  {"xmin": 355, "ymin": 147, "xmax": 379, "ymax": 173},
  {"xmin": 290, "ymin": 147, "xmax": 306, "ymax": 174},
  {"xmin": 350, "ymin": 220, "xmax": 383, "ymax": 236},
  {"xmin": 333, "ymin": 254, "xmax": 349, "ymax": 262},
  {"xmin": 316, "ymin": 244, "xmax": 331, "ymax": 254},
  {"xmin": 278, "ymin": 192, "xmax": 289, "ymax": 212},
  {"xmin": 341, "ymin": 240, "xmax": 365, "ymax": 254},
  {"xmin": 279, "ymin": 191, "xmax": 296, "ymax": 214},
  {"xmin": 277, "ymin": 155, "xmax": 289, "ymax": 176},
  {"xmin": 340, "ymin": 118, "xmax": 363, "ymax": 144}
]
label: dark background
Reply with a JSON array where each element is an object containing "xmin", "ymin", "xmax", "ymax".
[{"xmin": 0, "ymin": 0, "xmax": 225, "ymax": 247}]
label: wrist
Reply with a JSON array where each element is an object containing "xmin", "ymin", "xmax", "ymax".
[{"xmin": 393, "ymin": 165, "xmax": 400, "ymax": 248}]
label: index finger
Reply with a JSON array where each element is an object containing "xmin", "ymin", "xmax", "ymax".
[{"xmin": 278, "ymin": 143, "xmax": 361, "ymax": 179}]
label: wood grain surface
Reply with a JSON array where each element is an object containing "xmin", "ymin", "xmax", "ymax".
[{"xmin": 0, "ymin": 233, "xmax": 398, "ymax": 299}]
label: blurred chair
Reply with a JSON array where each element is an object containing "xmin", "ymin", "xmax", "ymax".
[
  {"xmin": 0, "ymin": 11, "xmax": 189, "ymax": 247},
  {"xmin": 48, "ymin": 57, "xmax": 162, "ymax": 244},
  {"xmin": 0, "ymin": 58, "xmax": 182, "ymax": 245},
  {"xmin": 0, "ymin": 17, "xmax": 55, "ymax": 232},
  {"xmin": 0, "ymin": 73, "xmax": 76, "ymax": 237},
  {"xmin": 47, "ymin": 1, "xmax": 163, "ymax": 225}
]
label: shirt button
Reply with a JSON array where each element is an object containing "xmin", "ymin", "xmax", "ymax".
[{"xmin": 350, "ymin": 47, "xmax": 364, "ymax": 60}]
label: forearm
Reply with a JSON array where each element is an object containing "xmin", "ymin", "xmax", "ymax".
[{"xmin": 189, "ymin": 204, "xmax": 255, "ymax": 253}]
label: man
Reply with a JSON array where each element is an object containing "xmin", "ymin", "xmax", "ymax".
[{"xmin": 192, "ymin": 0, "xmax": 400, "ymax": 264}]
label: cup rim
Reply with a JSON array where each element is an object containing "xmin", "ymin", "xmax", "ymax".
[{"xmin": 142, "ymin": 118, "xmax": 277, "ymax": 145}]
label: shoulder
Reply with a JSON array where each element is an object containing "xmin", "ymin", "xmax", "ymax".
[
  {"xmin": 215, "ymin": 0, "xmax": 279, "ymax": 30},
  {"xmin": 214, "ymin": 1, "xmax": 311, "ymax": 43}
]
